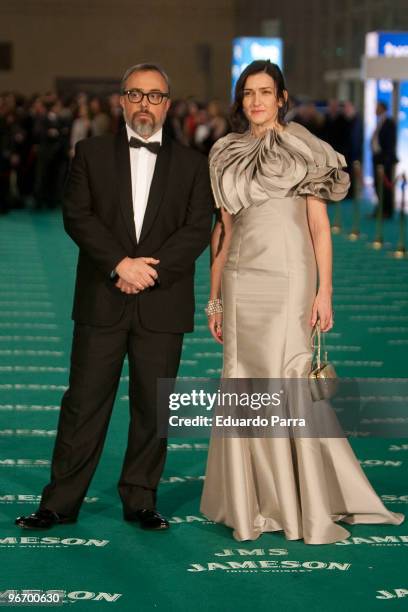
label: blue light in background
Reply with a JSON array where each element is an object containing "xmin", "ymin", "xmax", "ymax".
[
  {"xmin": 231, "ymin": 37, "xmax": 283, "ymax": 100},
  {"xmin": 364, "ymin": 31, "xmax": 408, "ymax": 206}
]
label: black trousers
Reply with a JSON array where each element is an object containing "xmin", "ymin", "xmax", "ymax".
[
  {"xmin": 373, "ymin": 157, "xmax": 395, "ymax": 218},
  {"xmin": 40, "ymin": 297, "xmax": 183, "ymax": 517}
]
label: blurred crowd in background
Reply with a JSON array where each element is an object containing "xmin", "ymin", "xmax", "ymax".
[{"xmin": 0, "ymin": 90, "xmax": 364, "ymax": 215}]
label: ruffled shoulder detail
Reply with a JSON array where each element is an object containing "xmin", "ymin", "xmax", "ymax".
[
  {"xmin": 209, "ymin": 122, "xmax": 350, "ymax": 214},
  {"xmin": 288, "ymin": 122, "xmax": 350, "ymax": 201}
]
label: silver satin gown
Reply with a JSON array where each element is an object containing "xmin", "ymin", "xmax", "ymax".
[{"xmin": 200, "ymin": 121, "xmax": 404, "ymax": 544}]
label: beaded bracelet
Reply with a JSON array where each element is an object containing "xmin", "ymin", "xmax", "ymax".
[{"xmin": 205, "ymin": 298, "xmax": 223, "ymax": 316}]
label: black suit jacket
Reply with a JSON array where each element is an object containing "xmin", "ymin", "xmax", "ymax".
[
  {"xmin": 377, "ymin": 117, "xmax": 398, "ymax": 166},
  {"xmin": 63, "ymin": 128, "xmax": 214, "ymax": 332}
]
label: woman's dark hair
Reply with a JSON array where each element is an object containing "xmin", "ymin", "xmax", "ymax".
[{"xmin": 230, "ymin": 60, "xmax": 288, "ymax": 132}]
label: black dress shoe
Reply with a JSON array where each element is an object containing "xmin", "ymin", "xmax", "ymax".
[
  {"xmin": 124, "ymin": 509, "xmax": 170, "ymax": 530},
  {"xmin": 15, "ymin": 509, "xmax": 77, "ymax": 530}
]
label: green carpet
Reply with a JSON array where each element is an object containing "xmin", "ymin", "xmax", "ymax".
[{"xmin": 0, "ymin": 201, "xmax": 407, "ymax": 610}]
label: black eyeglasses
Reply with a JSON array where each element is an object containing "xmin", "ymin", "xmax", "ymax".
[{"xmin": 122, "ymin": 89, "xmax": 170, "ymax": 105}]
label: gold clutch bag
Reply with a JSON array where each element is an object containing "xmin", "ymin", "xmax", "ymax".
[{"xmin": 309, "ymin": 320, "xmax": 338, "ymax": 401}]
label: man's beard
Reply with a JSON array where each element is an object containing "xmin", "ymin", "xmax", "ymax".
[{"xmin": 131, "ymin": 111, "xmax": 156, "ymax": 138}]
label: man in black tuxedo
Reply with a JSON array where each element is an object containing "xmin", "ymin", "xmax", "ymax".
[
  {"xmin": 16, "ymin": 64, "xmax": 214, "ymax": 530},
  {"xmin": 371, "ymin": 101, "xmax": 398, "ymax": 219}
]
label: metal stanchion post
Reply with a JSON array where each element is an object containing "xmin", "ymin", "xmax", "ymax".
[
  {"xmin": 392, "ymin": 173, "xmax": 407, "ymax": 259},
  {"xmin": 331, "ymin": 199, "xmax": 342, "ymax": 234},
  {"xmin": 372, "ymin": 164, "xmax": 384, "ymax": 249},
  {"xmin": 348, "ymin": 160, "xmax": 361, "ymax": 241}
]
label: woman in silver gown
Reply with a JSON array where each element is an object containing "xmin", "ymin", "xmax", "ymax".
[{"xmin": 200, "ymin": 60, "xmax": 404, "ymax": 544}]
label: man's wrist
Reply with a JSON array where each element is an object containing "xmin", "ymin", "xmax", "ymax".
[
  {"xmin": 111, "ymin": 256, "xmax": 130, "ymax": 280},
  {"xmin": 110, "ymin": 256, "xmax": 129, "ymax": 282}
]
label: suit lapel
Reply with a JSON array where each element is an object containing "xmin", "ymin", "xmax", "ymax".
[
  {"xmin": 115, "ymin": 128, "xmax": 137, "ymax": 245},
  {"xmin": 139, "ymin": 135, "xmax": 172, "ymax": 244}
]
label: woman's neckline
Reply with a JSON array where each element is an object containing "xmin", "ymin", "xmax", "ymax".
[{"xmin": 247, "ymin": 121, "xmax": 290, "ymax": 140}]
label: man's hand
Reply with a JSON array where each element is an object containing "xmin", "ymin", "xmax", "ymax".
[
  {"xmin": 115, "ymin": 256, "xmax": 160, "ymax": 291},
  {"xmin": 115, "ymin": 278, "xmax": 140, "ymax": 294}
]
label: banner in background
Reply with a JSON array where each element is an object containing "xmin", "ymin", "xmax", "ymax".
[
  {"xmin": 231, "ymin": 37, "xmax": 283, "ymax": 100},
  {"xmin": 364, "ymin": 31, "xmax": 408, "ymax": 206}
]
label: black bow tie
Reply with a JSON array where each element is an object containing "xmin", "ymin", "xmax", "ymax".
[{"xmin": 129, "ymin": 137, "xmax": 161, "ymax": 154}]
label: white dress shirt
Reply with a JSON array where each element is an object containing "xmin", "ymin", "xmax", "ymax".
[{"xmin": 126, "ymin": 124, "xmax": 162, "ymax": 242}]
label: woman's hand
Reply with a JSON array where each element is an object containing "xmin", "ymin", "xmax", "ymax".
[
  {"xmin": 310, "ymin": 290, "xmax": 334, "ymax": 332},
  {"xmin": 208, "ymin": 313, "xmax": 223, "ymax": 344}
]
